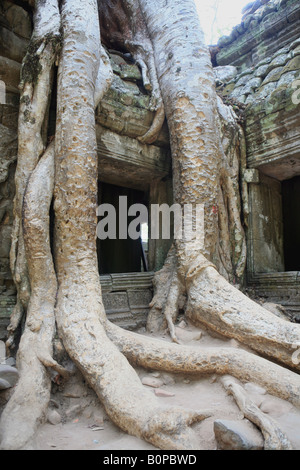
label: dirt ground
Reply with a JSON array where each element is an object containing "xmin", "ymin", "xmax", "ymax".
[
  {"xmin": 2, "ymin": 320, "xmax": 300, "ymax": 450},
  {"xmin": 26, "ymin": 321, "xmax": 300, "ymax": 451}
]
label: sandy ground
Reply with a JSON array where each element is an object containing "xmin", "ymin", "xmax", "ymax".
[
  {"xmin": 27, "ymin": 321, "xmax": 300, "ymax": 451},
  {"xmin": 2, "ymin": 320, "xmax": 300, "ymax": 451}
]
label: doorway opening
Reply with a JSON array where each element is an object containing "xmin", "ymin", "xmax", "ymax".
[
  {"xmin": 97, "ymin": 182, "xmax": 149, "ymax": 274},
  {"xmin": 282, "ymin": 175, "xmax": 300, "ymax": 272}
]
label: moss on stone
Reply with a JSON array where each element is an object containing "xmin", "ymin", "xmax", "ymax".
[{"xmin": 21, "ymin": 32, "xmax": 62, "ymax": 86}]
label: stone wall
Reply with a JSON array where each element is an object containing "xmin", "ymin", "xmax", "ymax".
[
  {"xmin": 216, "ymin": 0, "xmax": 300, "ymax": 70},
  {"xmin": 246, "ymin": 172, "xmax": 284, "ymax": 274},
  {"xmin": 0, "ymin": 1, "xmax": 31, "ymax": 338},
  {"xmin": 100, "ymin": 272, "xmax": 154, "ymax": 330},
  {"xmin": 215, "ymin": 0, "xmax": 300, "ymax": 320}
]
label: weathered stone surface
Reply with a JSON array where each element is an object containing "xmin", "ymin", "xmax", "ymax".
[
  {"xmin": 214, "ymin": 419, "xmax": 264, "ymax": 450},
  {"xmin": 1, "ymin": 0, "xmax": 32, "ymax": 39},
  {"xmin": 0, "ymin": 364, "xmax": 19, "ymax": 390},
  {"xmin": 247, "ymin": 272, "xmax": 300, "ymax": 322},
  {"xmin": 98, "ymin": 273, "xmax": 154, "ymax": 329},
  {"xmin": 262, "ymin": 66, "xmax": 284, "ymax": 85},
  {"xmin": 0, "ymin": 27, "xmax": 29, "ymax": 63},
  {"xmin": 262, "ymin": 302, "xmax": 288, "ymax": 320},
  {"xmin": 216, "ymin": 0, "xmax": 300, "ymax": 69},
  {"xmin": 0, "ymin": 225, "xmax": 12, "ymax": 259},
  {"xmin": 247, "ymin": 173, "xmax": 284, "ymax": 274},
  {"xmin": 243, "ymin": 168, "xmax": 260, "ymax": 184},
  {"xmin": 0, "ymin": 56, "xmax": 21, "ymax": 94},
  {"xmin": 96, "ymin": 125, "xmax": 171, "ymax": 191},
  {"xmin": 110, "ymin": 52, "xmax": 142, "ymax": 82},
  {"xmin": 97, "ymin": 64, "xmax": 169, "ymax": 147},
  {"xmin": 0, "ymin": 295, "xmax": 15, "ymax": 340},
  {"xmin": 0, "ymin": 123, "xmax": 17, "ymax": 183},
  {"xmin": 214, "ymin": 66, "xmax": 237, "ymax": 84},
  {"xmin": 174, "ymin": 326, "xmax": 202, "ymax": 342}
]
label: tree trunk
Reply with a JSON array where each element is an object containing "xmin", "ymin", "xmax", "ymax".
[{"xmin": 141, "ymin": 0, "xmax": 300, "ymax": 369}]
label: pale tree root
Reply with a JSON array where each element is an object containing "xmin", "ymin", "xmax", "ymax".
[
  {"xmin": 149, "ymin": 249, "xmax": 300, "ymax": 372},
  {"xmin": 132, "ymin": 50, "xmax": 165, "ymax": 145},
  {"xmin": 217, "ymin": 185, "xmax": 234, "ymax": 281},
  {"xmin": 0, "ymin": 144, "xmax": 67, "ymax": 450},
  {"xmin": 106, "ymin": 321, "xmax": 300, "ymax": 409},
  {"xmin": 216, "ymin": 96, "xmax": 247, "ymax": 284},
  {"xmin": 0, "ymin": 1, "xmax": 63, "ymax": 449},
  {"xmin": 185, "ymin": 261, "xmax": 300, "ymax": 371},
  {"xmin": 147, "ymin": 245, "xmax": 186, "ymax": 340},
  {"xmin": 221, "ymin": 376, "xmax": 293, "ymax": 450},
  {"xmin": 55, "ymin": 293, "xmax": 211, "ymax": 450},
  {"xmin": 137, "ymin": 104, "xmax": 165, "ymax": 145},
  {"xmin": 163, "ymin": 270, "xmax": 183, "ymax": 344},
  {"xmin": 219, "ymin": 169, "xmax": 247, "ymax": 282},
  {"xmin": 147, "ymin": 101, "xmax": 248, "ymax": 338},
  {"xmin": 122, "ymin": 2, "xmax": 166, "ymax": 144},
  {"xmin": 94, "ymin": 45, "xmax": 114, "ymax": 107},
  {"xmin": 50, "ymin": 0, "xmax": 211, "ymax": 451},
  {"xmin": 7, "ymin": 0, "xmax": 61, "ymax": 352}
]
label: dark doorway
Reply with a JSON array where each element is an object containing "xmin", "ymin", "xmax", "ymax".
[
  {"xmin": 282, "ymin": 175, "xmax": 300, "ymax": 271},
  {"xmin": 97, "ymin": 182, "xmax": 148, "ymax": 274}
]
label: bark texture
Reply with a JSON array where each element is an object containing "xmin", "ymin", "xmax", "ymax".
[
  {"xmin": 7, "ymin": 0, "xmax": 61, "ymax": 350},
  {"xmin": 0, "ymin": 0, "xmax": 62, "ymax": 449},
  {"xmin": 142, "ymin": 0, "xmax": 300, "ymax": 372}
]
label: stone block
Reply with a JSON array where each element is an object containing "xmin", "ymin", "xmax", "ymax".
[
  {"xmin": 102, "ymin": 292, "xmax": 130, "ymax": 316},
  {"xmin": 262, "ymin": 66, "xmax": 284, "ymax": 85},
  {"xmin": 2, "ymin": 1, "xmax": 32, "ymax": 39},
  {"xmin": 0, "ymin": 364, "xmax": 19, "ymax": 390},
  {"xmin": 0, "ymin": 27, "xmax": 29, "ymax": 63},
  {"xmin": 214, "ymin": 419, "xmax": 264, "ymax": 450},
  {"xmin": 0, "ymin": 56, "xmax": 21, "ymax": 94}
]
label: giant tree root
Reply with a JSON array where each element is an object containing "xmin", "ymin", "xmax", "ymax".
[
  {"xmin": 7, "ymin": 0, "xmax": 61, "ymax": 351},
  {"xmin": 147, "ymin": 245, "xmax": 184, "ymax": 336},
  {"xmin": 0, "ymin": 145, "xmax": 68, "ymax": 450},
  {"xmin": 220, "ymin": 376, "xmax": 293, "ymax": 450},
  {"xmin": 51, "ymin": 0, "xmax": 211, "ymax": 452},
  {"xmin": 185, "ymin": 261, "xmax": 300, "ymax": 371},
  {"xmin": 106, "ymin": 321, "xmax": 300, "ymax": 408},
  {"xmin": 0, "ymin": 0, "xmax": 63, "ymax": 450},
  {"xmin": 148, "ymin": 251, "xmax": 300, "ymax": 372},
  {"xmin": 56, "ymin": 292, "xmax": 211, "ymax": 450}
]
